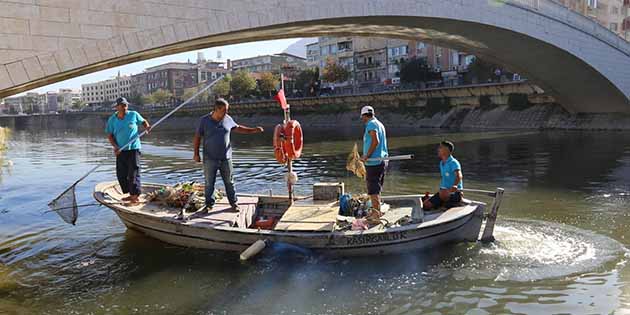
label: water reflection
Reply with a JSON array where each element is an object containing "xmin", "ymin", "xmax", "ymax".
[{"xmin": 1, "ymin": 128, "xmax": 630, "ymax": 314}]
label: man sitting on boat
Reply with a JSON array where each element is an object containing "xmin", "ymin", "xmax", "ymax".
[
  {"xmin": 193, "ymin": 98, "xmax": 264, "ymax": 213},
  {"xmin": 423, "ymin": 141, "xmax": 463, "ymax": 210},
  {"xmin": 360, "ymin": 105, "xmax": 389, "ymax": 212},
  {"xmin": 106, "ymin": 97, "xmax": 151, "ymax": 205}
]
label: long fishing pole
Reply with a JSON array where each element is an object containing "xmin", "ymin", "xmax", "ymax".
[
  {"xmin": 43, "ymin": 202, "xmax": 123, "ymax": 213},
  {"xmin": 50, "ymin": 77, "xmax": 222, "ymax": 204}
]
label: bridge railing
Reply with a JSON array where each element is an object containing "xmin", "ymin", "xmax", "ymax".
[{"xmin": 506, "ymin": 0, "xmax": 630, "ymax": 56}]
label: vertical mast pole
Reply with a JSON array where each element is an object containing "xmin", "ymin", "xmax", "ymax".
[{"xmin": 281, "ymin": 73, "xmax": 294, "ymax": 204}]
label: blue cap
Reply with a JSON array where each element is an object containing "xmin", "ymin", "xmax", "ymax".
[{"xmin": 113, "ymin": 97, "xmax": 129, "ymax": 108}]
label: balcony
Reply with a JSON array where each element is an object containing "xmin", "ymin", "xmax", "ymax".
[
  {"xmin": 356, "ymin": 62, "xmax": 382, "ymax": 70},
  {"xmin": 336, "ymin": 50, "xmax": 354, "ymax": 58}
]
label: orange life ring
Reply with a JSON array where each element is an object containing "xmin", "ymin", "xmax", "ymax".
[
  {"xmin": 273, "ymin": 124, "xmax": 287, "ymax": 164},
  {"xmin": 283, "ymin": 120, "xmax": 303, "ymax": 160}
]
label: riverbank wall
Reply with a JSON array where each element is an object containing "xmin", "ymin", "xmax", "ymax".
[{"xmin": 2, "ymin": 82, "xmax": 630, "ymax": 131}]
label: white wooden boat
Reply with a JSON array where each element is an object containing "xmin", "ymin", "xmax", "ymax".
[{"xmin": 93, "ymin": 182, "xmax": 504, "ymax": 257}]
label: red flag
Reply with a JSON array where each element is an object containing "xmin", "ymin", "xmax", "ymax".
[{"xmin": 275, "ymin": 89, "xmax": 288, "ymax": 110}]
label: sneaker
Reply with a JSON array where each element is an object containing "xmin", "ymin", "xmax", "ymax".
[{"xmin": 231, "ymin": 204, "xmax": 241, "ymax": 212}]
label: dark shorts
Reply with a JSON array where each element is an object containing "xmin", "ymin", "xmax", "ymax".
[
  {"xmin": 366, "ymin": 162, "xmax": 386, "ymax": 195},
  {"xmin": 426, "ymin": 191, "xmax": 463, "ymax": 210}
]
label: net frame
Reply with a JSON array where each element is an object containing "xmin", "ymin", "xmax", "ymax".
[{"xmin": 48, "ymin": 184, "xmax": 78, "ymax": 225}]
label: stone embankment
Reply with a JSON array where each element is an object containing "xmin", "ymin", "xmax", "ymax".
[{"xmin": 2, "ymin": 82, "xmax": 630, "ymax": 131}]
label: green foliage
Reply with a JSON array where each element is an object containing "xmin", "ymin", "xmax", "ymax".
[
  {"xmin": 183, "ymin": 85, "xmax": 210, "ymax": 103},
  {"xmin": 400, "ymin": 57, "xmax": 436, "ymax": 85},
  {"xmin": 128, "ymin": 93, "xmax": 144, "ymax": 107},
  {"xmin": 71, "ymin": 99, "xmax": 86, "ymax": 110},
  {"xmin": 507, "ymin": 93, "xmax": 530, "ymax": 110},
  {"xmin": 424, "ymin": 97, "xmax": 451, "ymax": 117},
  {"xmin": 212, "ymin": 75, "xmax": 232, "ymax": 97},
  {"xmin": 479, "ymin": 95, "xmax": 496, "ymax": 110},
  {"xmin": 322, "ymin": 58, "xmax": 350, "ymax": 83},
  {"xmin": 257, "ymin": 72, "xmax": 279, "ymax": 96},
  {"xmin": 464, "ymin": 57, "xmax": 513, "ymax": 84},
  {"xmin": 295, "ymin": 68, "xmax": 319, "ymax": 95},
  {"xmin": 230, "ymin": 70, "xmax": 257, "ymax": 98},
  {"xmin": 146, "ymin": 89, "xmax": 173, "ymax": 105}
]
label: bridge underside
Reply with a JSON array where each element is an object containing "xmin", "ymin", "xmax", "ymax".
[{"xmin": 1, "ymin": 15, "xmax": 628, "ymax": 113}]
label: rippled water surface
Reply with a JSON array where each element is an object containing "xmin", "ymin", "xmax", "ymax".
[{"xmin": 1, "ymin": 127, "xmax": 630, "ymax": 314}]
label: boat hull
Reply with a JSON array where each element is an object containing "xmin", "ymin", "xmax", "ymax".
[{"xmin": 110, "ymin": 204, "xmax": 484, "ymax": 257}]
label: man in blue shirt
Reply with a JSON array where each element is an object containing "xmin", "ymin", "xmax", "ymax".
[
  {"xmin": 360, "ymin": 105, "xmax": 388, "ymax": 211},
  {"xmin": 423, "ymin": 141, "xmax": 464, "ymax": 210},
  {"xmin": 106, "ymin": 97, "xmax": 151, "ymax": 205},
  {"xmin": 193, "ymin": 98, "xmax": 264, "ymax": 213}
]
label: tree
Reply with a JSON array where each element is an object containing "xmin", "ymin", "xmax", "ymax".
[
  {"xmin": 257, "ymin": 72, "xmax": 279, "ymax": 97},
  {"xmin": 464, "ymin": 57, "xmax": 513, "ymax": 84},
  {"xmin": 295, "ymin": 68, "xmax": 320, "ymax": 96},
  {"xmin": 71, "ymin": 99, "xmax": 86, "ymax": 110},
  {"xmin": 146, "ymin": 89, "xmax": 173, "ymax": 106},
  {"xmin": 322, "ymin": 58, "xmax": 350, "ymax": 84},
  {"xmin": 183, "ymin": 85, "xmax": 210, "ymax": 103},
  {"xmin": 230, "ymin": 70, "xmax": 257, "ymax": 99},
  {"xmin": 400, "ymin": 57, "xmax": 436, "ymax": 86},
  {"xmin": 212, "ymin": 75, "xmax": 232, "ymax": 97},
  {"xmin": 128, "ymin": 92, "xmax": 144, "ymax": 107}
]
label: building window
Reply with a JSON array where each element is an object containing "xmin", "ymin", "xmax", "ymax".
[
  {"xmin": 338, "ymin": 41, "xmax": 352, "ymax": 52},
  {"xmin": 320, "ymin": 45, "xmax": 329, "ymax": 56}
]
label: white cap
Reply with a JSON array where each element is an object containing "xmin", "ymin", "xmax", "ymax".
[{"xmin": 360, "ymin": 105, "xmax": 374, "ymax": 117}]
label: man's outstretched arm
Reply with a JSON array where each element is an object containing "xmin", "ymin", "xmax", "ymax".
[{"xmin": 234, "ymin": 125, "xmax": 264, "ymax": 134}]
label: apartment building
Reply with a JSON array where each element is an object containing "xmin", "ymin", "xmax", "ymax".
[
  {"xmin": 354, "ymin": 48, "xmax": 388, "ymax": 93},
  {"xmin": 131, "ymin": 62, "xmax": 198, "ymax": 99},
  {"xmin": 309, "ymin": 36, "xmax": 472, "ymax": 91},
  {"xmin": 306, "ymin": 42, "xmax": 320, "ymax": 68},
  {"xmin": 38, "ymin": 91, "xmax": 58, "ymax": 113},
  {"xmin": 230, "ymin": 53, "xmax": 307, "ymax": 73},
  {"xmin": 81, "ymin": 74, "xmax": 133, "ymax": 105},
  {"xmin": 553, "ymin": 0, "xmax": 630, "ymax": 39},
  {"xmin": 4, "ymin": 93, "xmax": 40, "ymax": 114}
]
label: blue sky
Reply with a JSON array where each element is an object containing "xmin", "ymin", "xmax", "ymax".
[{"xmin": 28, "ymin": 38, "xmax": 305, "ymax": 94}]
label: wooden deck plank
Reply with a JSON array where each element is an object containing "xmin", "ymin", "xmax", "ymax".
[
  {"xmin": 274, "ymin": 203, "xmax": 339, "ymax": 232},
  {"xmin": 102, "ymin": 183, "xmax": 259, "ymax": 228}
]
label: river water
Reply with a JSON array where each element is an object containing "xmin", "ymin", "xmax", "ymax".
[{"xmin": 1, "ymin": 127, "xmax": 630, "ymax": 314}]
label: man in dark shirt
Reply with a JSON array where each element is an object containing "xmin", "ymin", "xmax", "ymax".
[{"xmin": 193, "ymin": 98, "xmax": 264, "ymax": 213}]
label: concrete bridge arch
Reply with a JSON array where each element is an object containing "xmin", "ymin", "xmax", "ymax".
[{"xmin": 0, "ymin": 0, "xmax": 629, "ymax": 112}]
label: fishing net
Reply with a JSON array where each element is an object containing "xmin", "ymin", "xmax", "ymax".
[
  {"xmin": 48, "ymin": 184, "xmax": 78, "ymax": 225},
  {"xmin": 145, "ymin": 182, "xmax": 222, "ymax": 212},
  {"xmin": 346, "ymin": 143, "xmax": 366, "ymax": 179}
]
